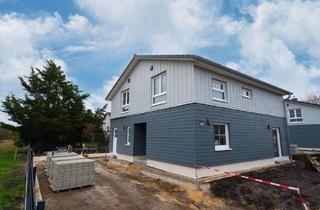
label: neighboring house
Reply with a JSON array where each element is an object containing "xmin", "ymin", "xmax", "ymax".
[
  {"xmin": 106, "ymin": 55, "xmax": 292, "ymax": 179},
  {"xmin": 285, "ymin": 99, "xmax": 320, "ymax": 149},
  {"xmin": 103, "ymin": 112, "xmax": 111, "ymax": 135}
]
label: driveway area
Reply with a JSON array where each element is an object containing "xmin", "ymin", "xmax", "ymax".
[{"xmin": 37, "ymin": 158, "xmax": 240, "ymax": 210}]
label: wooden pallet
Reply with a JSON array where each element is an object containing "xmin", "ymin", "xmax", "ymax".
[{"xmin": 49, "ymin": 183, "xmax": 95, "ymax": 193}]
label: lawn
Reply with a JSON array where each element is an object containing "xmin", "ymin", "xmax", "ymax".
[{"xmin": 0, "ymin": 140, "xmax": 25, "ymax": 210}]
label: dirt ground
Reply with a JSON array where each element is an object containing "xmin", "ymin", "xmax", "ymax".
[
  {"xmin": 37, "ymin": 158, "xmax": 241, "ymax": 210},
  {"xmin": 211, "ymin": 156, "xmax": 320, "ymax": 210}
]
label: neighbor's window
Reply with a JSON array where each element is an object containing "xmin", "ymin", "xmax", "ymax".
[
  {"xmin": 152, "ymin": 72, "xmax": 167, "ymax": 105},
  {"xmin": 289, "ymin": 108, "xmax": 303, "ymax": 122},
  {"xmin": 213, "ymin": 123, "xmax": 231, "ymax": 151},
  {"xmin": 126, "ymin": 126, "xmax": 131, "ymax": 145},
  {"xmin": 212, "ymin": 79, "xmax": 227, "ymax": 101},
  {"xmin": 121, "ymin": 89, "xmax": 129, "ymax": 113},
  {"xmin": 242, "ymin": 87, "xmax": 253, "ymax": 99}
]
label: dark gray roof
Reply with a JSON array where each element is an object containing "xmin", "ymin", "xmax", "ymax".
[
  {"xmin": 106, "ymin": 54, "xmax": 292, "ymax": 100},
  {"xmin": 285, "ymin": 99, "xmax": 320, "ymax": 108}
]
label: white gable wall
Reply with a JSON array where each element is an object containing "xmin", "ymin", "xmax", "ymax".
[
  {"xmin": 194, "ymin": 67, "xmax": 285, "ymax": 117},
  {"xmin": 110, "ymin": 60, "xmax": 286, "ymax": 119},
  {"xmin": 111, "ymin": 60, "xmax": 194, "ymax": 119}
]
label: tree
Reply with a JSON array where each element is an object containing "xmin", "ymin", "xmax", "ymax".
[
  {"xmin": 82, "ymin": 104, "xmax": 109, "ymax": 151},
  {"xmin": 304, "ymin": 92, "xmax": 320, "ymax": 105},
  {"xmin": 1, "ymin": 61, "xmax": 89, "ymax": 152}
]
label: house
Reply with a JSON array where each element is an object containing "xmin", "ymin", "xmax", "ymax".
[
  {"xmin": 285, "ymin": 99, "xmax": 320, "ymax": 149},
  {"xmin": 106, "ymin": 55, "xmax": 292, "ymax": 179},
  {"xmin": 103, "ymin": 112, "xmax": 111, "ymax": 135}
]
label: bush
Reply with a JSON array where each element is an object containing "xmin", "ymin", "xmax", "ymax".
[{"xmin": 13, "ymin": 133, "xmax": 23, "ymax": 147}]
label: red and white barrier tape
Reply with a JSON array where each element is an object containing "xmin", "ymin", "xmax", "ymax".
[{"xmin": 197, "ymin": 165, "xmax": 308, "ymax": 210}]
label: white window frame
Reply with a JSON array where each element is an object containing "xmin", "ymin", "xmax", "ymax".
[
  {"xmin": 151, "ymin": 72, "xmax": 167, "ymax": 106},
  {"xmin": 212, "ymin": 79, "xmax": 227, "ymax": 102},
  {"xmin": 242, "ymin": 87, "xmax": 253, "ymax": 99},
  {"xmin": 213, "ymin": 123, "xmax": 231, "ymax": 151},
  {"xmin": 121, "ymin": 89, "xmax": 130, "ymax": 113},
  {"xmin": 289, "ymin": 108, "xmax": 303, "ymax": 123},
  {"xmin": 125, "ymin": 126, "xmax": 131, "ymax": 146}
]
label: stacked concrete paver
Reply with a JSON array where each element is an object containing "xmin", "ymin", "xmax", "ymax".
[{"xmin": 44, "ymin": 151, "xmax": 95, "ymax": 192}]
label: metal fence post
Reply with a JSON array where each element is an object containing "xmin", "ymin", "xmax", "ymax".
[
  {"xmin": 36, "ymin": 200, "xmax": 45, "ymax": 210},
  {"xmin": 25, "ymin": 145, "xmax": 45, "ymax": 210},
  {"xmin": 33, "ymin": 166, "xmax": 37, "ymax": 185}
]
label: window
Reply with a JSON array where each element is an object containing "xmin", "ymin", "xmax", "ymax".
[
  {"xmin": 126, "ymin": 127, "xmax": 131, "ymax": 145},
  {"xmin": 114, "ymin": 128, "xmax": 118, "ymax": 138},
  {"xmin": 152, "ymin": 72, "xmax": 167, "ymax": 105},
  {"xmin": 242, "ymin": 87, "xmax": 253, "ymax": 99},
  {"xmin": 121, "ymin": 89, "xmax": 129, "ymax": 113},
  {"xmin": 212, "ymin": 79, "xmax": 227, "ymax": 101},
  {"xmin": 289, "ymin": 108, "xmax": 303, "ymax": 122},
  {"xmin": 213, "ymin": 124, "xmax": 231, "ymax": 151}
]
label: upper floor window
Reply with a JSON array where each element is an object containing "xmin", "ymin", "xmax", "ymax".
[
  {"xmin": 212, "ymin": 79, "xmax": 227, "ymax": 101},
  {"xmin": 121, "ymin": 89, "xmax": 129, "ymax": 113},
  {"xmin": 289, "ymin": 108, "xmax": 303, "ymax": 122},
  {"xmin": 242, "ymin": 87, "xmax": 253, "ymax": 99},
  {"xmin": 152, "ymin": 72, "xmax": 167, "ymax": 105}
]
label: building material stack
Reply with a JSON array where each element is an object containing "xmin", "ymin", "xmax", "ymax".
[
  {"xmin": 44, "ymin": 151, "xmax": 95, "ymax": 192},
  {"xmin": 47, "ymin": 155, "xmax": 84, "ymax": 181},
  {"xmin": 45, "ymin": 152, "xmax": 78, "ymax": 172}
]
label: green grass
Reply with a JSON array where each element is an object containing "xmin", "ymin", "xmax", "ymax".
[
  {"xmin": 0, "ymin": 141, "xmax": 25, "ymax": 210},
  {"xmin": 75, "ymin": 141, "xmax": 98, "ymax": 148}
]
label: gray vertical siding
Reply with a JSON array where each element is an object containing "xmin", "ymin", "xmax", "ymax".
[
  {"xmin": 110, "ymin": 103, "xmax": 289, "ymax": 167},
  {"xmin": 288, "ymin": 125, "xmax": 320, "ymax": 148}
]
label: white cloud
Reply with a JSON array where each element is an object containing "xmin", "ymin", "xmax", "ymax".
[
  {"xmin": 0, "ymin": 12, "xmax": 99, "ymax": 123},
  {"xmin": 85, "ymin": 76, "xmax": 119, "ymax": 112},
  {"xmin": 225, "ymin": 0, "xmax": 320, "ymax": 98},
  {"xmin": 74, "ymin": 0, "xmax": 226, "ymax": 53},
  {"xmin": 217, "ymin": 16, "xmax": 246, "ymax": 35},
  {"xmin": 225, "ymin": 62, "xmax": 240, "ymax": 70}
]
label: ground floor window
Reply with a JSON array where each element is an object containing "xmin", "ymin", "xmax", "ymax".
[{"xmin": 213, "ymin": 123, "xmax": 231, "ymax": 151}]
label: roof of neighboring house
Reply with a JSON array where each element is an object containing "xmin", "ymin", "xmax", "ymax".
[
  {"xmin": 106, "ymin": 54, "xmax": 292, "ymax": 100},
  {"xmin": 285, "ymin": 99, "xmax": 320, "ymax": 109}
]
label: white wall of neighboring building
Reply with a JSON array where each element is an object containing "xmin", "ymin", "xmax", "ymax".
[
  {"xmin": 103, "ymin": 113, "xmax": 111, "ymax": 133},
  {"xmin": 285, "ymin": 101, "xmax": 320, "ymax": 125}
]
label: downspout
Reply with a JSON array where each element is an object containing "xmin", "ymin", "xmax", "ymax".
[{"xmin": 283, "ymin": 94, "xmax": 293, "ymax": 161}]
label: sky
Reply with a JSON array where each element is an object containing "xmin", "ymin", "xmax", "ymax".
[{"xmin": 0, "ymin": 0, "xmax": 320, "ymax": 124}]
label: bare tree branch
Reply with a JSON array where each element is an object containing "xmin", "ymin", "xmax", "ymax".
[{"xmin": 304, "ymin": 92, "xmax": 320, "ymax": 105}]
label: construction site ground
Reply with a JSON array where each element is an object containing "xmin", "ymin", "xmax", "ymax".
[
  {"xmin": 37, "ymin": 155, "xmax": 320, "ymax": 210},
  {"xmin": 37, "ymin": 158, "xmax": 241, "ymax": 210},
  {"xmin": 211, "ymin": 155, "xmax": 320, "ymax": 210}
]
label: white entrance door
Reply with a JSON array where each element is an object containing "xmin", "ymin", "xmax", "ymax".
[
  {"xmin": 113, "ymin": 128, "xmax": 118, "ymax": 155},
  {"xmin": 272, "ymin": 128, "xmax": 282, "ymax": 158}
]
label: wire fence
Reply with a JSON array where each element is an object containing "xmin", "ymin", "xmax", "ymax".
[{"xmin": 24, "ymin": 145, "xmax": 45, "ymax": 210}]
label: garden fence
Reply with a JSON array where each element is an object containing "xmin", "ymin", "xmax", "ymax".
[{"xmin": 24, "ymin": 146, "xmax": 45, "ymax": 210}]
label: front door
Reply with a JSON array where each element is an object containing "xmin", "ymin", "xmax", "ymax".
[
  {"xmin": 113, "ymin": 128, "xmax": 118, "ymax": 155},
  {"xmin": 272, "ymin": 128, "xmax": 282, "ymax": 157}
]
